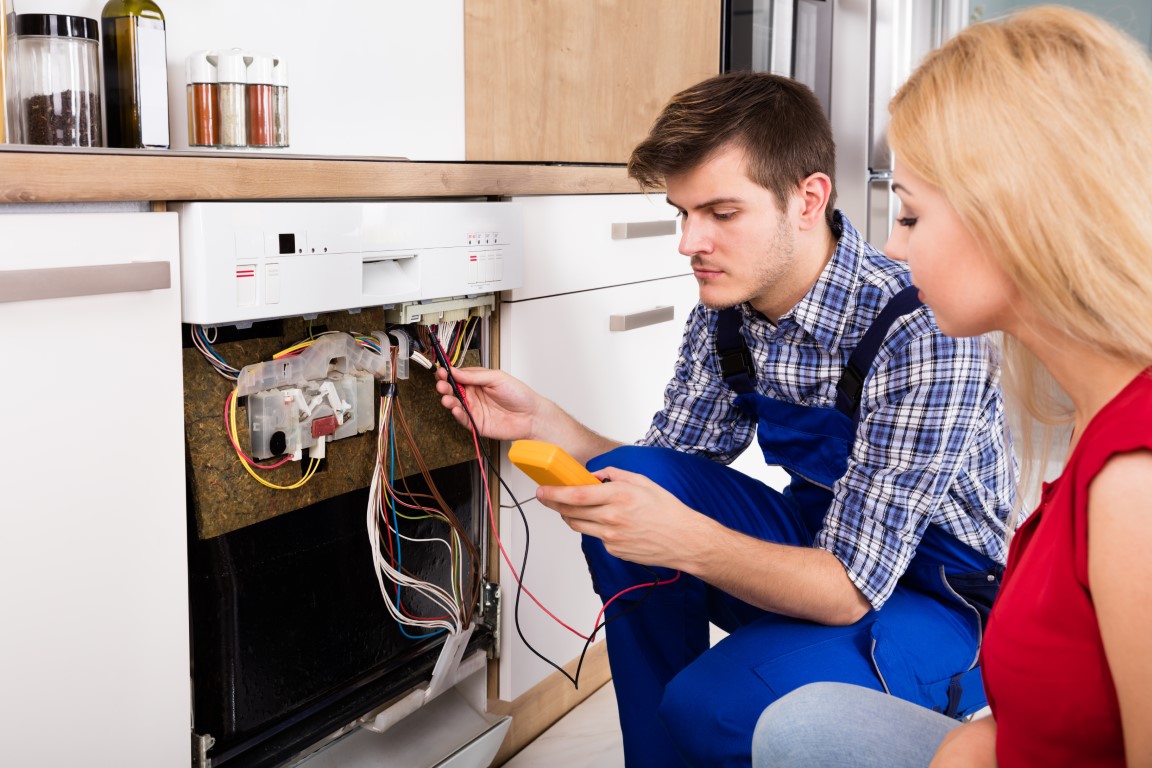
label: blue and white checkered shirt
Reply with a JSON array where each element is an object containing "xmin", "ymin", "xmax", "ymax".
[{"xmin": 641, "ymin": 212, "xmax": 1016, "ymax": 609}]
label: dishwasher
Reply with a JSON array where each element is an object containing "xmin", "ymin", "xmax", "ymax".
[{"xmin": 173, "ymin": 200, "xmax": 522, "ymax": 768}]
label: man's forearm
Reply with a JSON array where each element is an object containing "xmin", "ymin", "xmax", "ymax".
[
  {"xmin": 529, "ymin": 398, "xmax": 625, "ymax": 465},
  {"xmin": 679, "ymin": 520, "xmax": 873, "ymax": 625}
]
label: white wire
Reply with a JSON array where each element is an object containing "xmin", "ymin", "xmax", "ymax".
[{"xmin": 366, "ymin": 393, "xmax": 467, "ymax": 634}]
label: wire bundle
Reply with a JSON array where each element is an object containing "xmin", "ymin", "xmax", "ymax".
[
  {"xmin": 192, "ymin": 324, "xmax": 240, "ymax": 380},
  {"xmin": 366, "ymin": 344, "xmax": 483, "ymax": 637}
]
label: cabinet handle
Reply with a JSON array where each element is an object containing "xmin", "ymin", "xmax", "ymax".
[
  {"xmin": 609, "ymin": 305, "xmax": 675, "ymax": 332},
  {"xmin": 0, "ymin": 261, "xmax": 171, "ymax": 303},
  {"xmin": 611, "ymin": 220, "xmax": 677, "ymax": 239}
]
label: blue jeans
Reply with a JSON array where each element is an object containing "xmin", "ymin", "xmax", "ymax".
[{"xmin": 753, "ymin": 682, "xmax": 963, "ymax": 767}]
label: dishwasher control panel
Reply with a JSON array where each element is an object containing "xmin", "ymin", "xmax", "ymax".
[{"xmin": 173, "ymin": 200, "xmax": 523, "ymax": 326}]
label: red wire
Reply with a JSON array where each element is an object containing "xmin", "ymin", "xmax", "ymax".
[
  {"xmin": 223, "ymin": 390, "xmax": 295, "ymax": 469},
  {"xmin": 467, "ymin": 412, "xmax": 681, "ymax": 643},
  {"xmin": 593, "ymin": 570, "xmax": 681, "ymax": 640},
  {"xmin": 471, "ymin": 424, "xmax": 591, "ymax": 640}
]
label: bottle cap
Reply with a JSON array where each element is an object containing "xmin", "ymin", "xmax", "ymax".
[
  {"xmin": 272, "ymin": 57, "xmax": 288, "ymax": 88},
  {"xmin": 15, "ymin": 13, "xmax": 99, "ymax": 41},
  {"xmin": 213, "ymin": 48, "xmax": 250, "ymax": 84},
  {"xmin": 246, "ymin": 53, "xmax": 274, "ymax": 85},
  {"xmin": 186, "ymin": 50, "xmax": 217, "ymax": 84}
]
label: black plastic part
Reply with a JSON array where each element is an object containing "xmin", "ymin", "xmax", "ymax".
[
  {"xmin": 14, "ymin": 13, "xmax": 100, "ymax": 41},
  {"xmin": 187, "ymin": 462, "xmax": 488, "ymax": 768}
]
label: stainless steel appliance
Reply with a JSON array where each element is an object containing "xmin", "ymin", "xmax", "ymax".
[
  {"xmin": 723, "ymin": 1, "xmax": 1152, "ymax": 247},
  {"xmin": 723, "ymin": 0, "xmax": 966, "ymax": 246}
]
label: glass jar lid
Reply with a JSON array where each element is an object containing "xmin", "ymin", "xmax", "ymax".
[{"xmin": 14, "ymin": 14, "xmax": 99, "ymax": 42}]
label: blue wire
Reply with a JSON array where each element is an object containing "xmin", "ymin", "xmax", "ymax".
[{"xmin": 195, "ymin": 325, "xmax": 238, "ymax": 371}]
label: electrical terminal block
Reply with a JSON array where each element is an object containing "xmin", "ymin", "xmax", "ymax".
[{"xmin": 384, "ymin": 294, "xmax": 496, "ymax": 327}]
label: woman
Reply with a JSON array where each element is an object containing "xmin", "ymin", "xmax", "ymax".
[{"xmin": 752, "ymin": 6, "xmax": 1152, "ymax": 766}]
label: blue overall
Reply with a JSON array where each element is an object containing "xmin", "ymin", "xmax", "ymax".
[{"xmin": 582, "ymin": 287, "xmax": 1002, "ymax": 768}]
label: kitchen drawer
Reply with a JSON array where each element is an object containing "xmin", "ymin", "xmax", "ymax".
[{"xmin": 504, "ymin": 194, "xmax": 688, "ymax": 300}]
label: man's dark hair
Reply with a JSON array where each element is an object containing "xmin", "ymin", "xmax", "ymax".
[{"xmin": 629, "ymin": 71, "xmax": 837, "ymax": 227}]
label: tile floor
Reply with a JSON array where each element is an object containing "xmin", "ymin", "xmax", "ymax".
[{"xmin": 501, "ymin": 681, "xmax": 624, "ymax": 768}]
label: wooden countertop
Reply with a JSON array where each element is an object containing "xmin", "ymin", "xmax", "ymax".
[{"xmin": 0, "ymin": 146, "xmax": 644, "ymax": 203}]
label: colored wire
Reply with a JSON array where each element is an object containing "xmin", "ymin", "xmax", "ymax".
[
  {"xmin": 225, "ymin": 388, "xmax": 320, "ymax": 489},
  {"xmin": 192, "ymin": 324, "xmax": 240, "ymax": 380},
  {"xmin": 431, "ymin": 334, "xmax": 680, "ymax": 688},
  {"xmin": 366, "ymin": 344, "xmax": 480, "ymax": 637}
]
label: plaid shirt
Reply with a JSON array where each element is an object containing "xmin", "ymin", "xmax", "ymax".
[{"xmin": 642, "ymin": 212, "xmax": 1016, "ymax": 609}]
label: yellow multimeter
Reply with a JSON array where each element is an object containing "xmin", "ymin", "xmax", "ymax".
[{"xmin": 508, "ymin": 440, "xmax": 601, "ymax": 487}]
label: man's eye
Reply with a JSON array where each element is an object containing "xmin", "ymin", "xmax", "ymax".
[
  {"xmin": 896, "ymin": 216, "xmax": 918, "ymax": 227},
  {"xmin": 714, "ymin": 211, "xmax": 735, "ymax": 221}
]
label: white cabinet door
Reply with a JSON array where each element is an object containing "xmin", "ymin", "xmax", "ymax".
[
  {"xmin": 0, "ymin": 213, "xmax": 189, "ymax": 767},
  {"xmin": 496, "ymin": 273, "xmax": 699, "ymax": 700}
]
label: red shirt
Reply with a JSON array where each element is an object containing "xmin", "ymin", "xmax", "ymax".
[{"xmin": 982, "ymin": 370, "xmax": 1152, "ymax": 766}]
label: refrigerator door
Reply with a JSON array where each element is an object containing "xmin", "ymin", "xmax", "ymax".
[
  {"xmin": 834, "ymin": 0, "xmax": 968, "ymax": 246},
  {"xmin": 723, "ymin": 0, "xmax": 795, "ymax": 76}
]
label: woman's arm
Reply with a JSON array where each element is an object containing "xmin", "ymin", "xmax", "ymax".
[
  {"xmin": 929, "ymin": 716, "xmax": 997, "ymax": 768},
  {"xmin": 1089, "ymin": 449, "xmax": 1152, "ymax": 765}
]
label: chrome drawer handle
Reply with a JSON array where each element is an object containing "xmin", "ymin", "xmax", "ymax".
[
  {"xmin": 0, "ymin": 261, "xmax": 171, "ymax": 303},
  {"xmin": 611, "ymin": 219, "xmax": 677, "ymax": 239},
  {"xmin": 609, "ymin": 305, "xmax": 674, "ymax": 332}
]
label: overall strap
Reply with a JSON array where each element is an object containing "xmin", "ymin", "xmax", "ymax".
[
  {"xmin": 715, "ymin": 284, "xmax": 923, "ymax": 414},
  {"xmin": 834, "ymin": 285, "xmax": 923, "ymax": 420},
  {"xmin": 716, "ymin": 307, "xmax": 756, "ymax": 396}
]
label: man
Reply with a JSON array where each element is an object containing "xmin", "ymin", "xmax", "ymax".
[{"xmin": 435, "ymin": 71, "xmax": 1015, "ymax": 768}]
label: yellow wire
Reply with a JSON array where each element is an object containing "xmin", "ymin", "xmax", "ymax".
[
  {"xmin": 228, "ymin": 389, "xmax": 320, "ymax": 490},
  {"xmin": 273, "ymin": 338, "xmax": 315, "ymax": 359}
]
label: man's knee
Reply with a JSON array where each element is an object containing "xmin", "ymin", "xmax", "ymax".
[{"xmin": 657, "ymin": 649, "xmax": 772, "ymax": 765}]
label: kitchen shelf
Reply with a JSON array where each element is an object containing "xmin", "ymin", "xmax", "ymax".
[{"xmin": 0, "ymin": 146, "xmax": 643, "ymax": 203}]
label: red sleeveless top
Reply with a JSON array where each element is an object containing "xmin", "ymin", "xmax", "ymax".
[{"xmin": 982, "ymin": 370, "xmax": 1152, "ymax": 766}]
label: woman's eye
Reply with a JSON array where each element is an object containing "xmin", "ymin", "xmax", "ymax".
[{"xmin": 896, "ymin": 216, "xmax": 918, "ymax": 228}]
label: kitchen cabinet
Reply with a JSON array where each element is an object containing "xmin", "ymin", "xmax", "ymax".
[
  {"xmin": 465, "ymin": 0, "xmax": 721, "ymax": 163},
  {"xmin": 496, "ymin": 193, "xmax": 696, "ymax": 701},
  {"xmin": 0, "ymin": 212, "xmax": 189, "ymax": 767}
]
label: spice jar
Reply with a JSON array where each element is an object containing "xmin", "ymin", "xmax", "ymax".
[
  {"xmin": 186, "ymin": 50, "xmax": 218, "ymax": 147},
  {"xmin": 101, "ymin": 0, "xmax": 169, "ymax": 148},
  {"xmin": 245, "ymin": 52, "xmax": 273, "ymax": 147},
  {"xmin": 213, "ymin": 48, "xmax": 248, "ymax": 148},
  {"xmin": 10, "ymin": 14, "xmax": 102, "ymax": 146},
  {"xmin": 271, "ymin": 57, "xmax": 288, "ymax": 148}
]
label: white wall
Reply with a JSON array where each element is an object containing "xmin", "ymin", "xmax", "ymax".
[{"xmin": 12, "ymin": 0, "xmax": 465, "ymax": 159}]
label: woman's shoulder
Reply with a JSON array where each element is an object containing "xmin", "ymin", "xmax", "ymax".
[{"xmin": 1074, "ymin": 369, "xmax": 1152, "ymax": 475}]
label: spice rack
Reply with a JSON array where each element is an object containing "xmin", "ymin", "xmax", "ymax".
[{"xmin": 187, "ymin": 49, "xmax": 287, "ymax": 149}]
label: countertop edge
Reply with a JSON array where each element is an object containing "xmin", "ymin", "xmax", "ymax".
[{"xmin": 0, "ymin": 149, "xmax": 650, "ymax": 202}]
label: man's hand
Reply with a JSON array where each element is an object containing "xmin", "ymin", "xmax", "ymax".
[
  {"xmin": 434, "ymin": 366, "xmax": 542, "ymax": 441},
  {"xmin": 434, "ymin": 365, "xmax": 624, "ymax": 463},
  {"xmin": 537, "ymin": 466, "xmax": 706, "ymax": 570}
]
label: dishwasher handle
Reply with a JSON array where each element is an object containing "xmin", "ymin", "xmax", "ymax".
[{"xmin": 0, "ymin": 261, "xmax": 171, "ymax": 303}]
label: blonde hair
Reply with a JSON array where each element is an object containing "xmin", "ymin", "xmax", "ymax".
[{"xmin": 889, "ymin": 6, "xmax": 1152, "ymax": 485}]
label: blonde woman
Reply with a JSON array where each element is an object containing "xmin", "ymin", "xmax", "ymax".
[{"xmin": 752, "ymin": 6, "xmax": 1152, "ymax": 766}]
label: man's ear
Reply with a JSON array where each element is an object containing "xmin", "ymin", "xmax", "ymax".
[{"xmin": 795, "ymin": 172, "xmax": 833, "ymax": 232}]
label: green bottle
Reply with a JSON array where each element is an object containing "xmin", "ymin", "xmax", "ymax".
[{"xmin": 101, "ymin": 0, "xmax": 169, "ymax": 148}]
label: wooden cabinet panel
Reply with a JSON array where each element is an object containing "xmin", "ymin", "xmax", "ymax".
[{"xmin": 465, "ymin": 0, "xmax": 721, "ymax": 163}]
